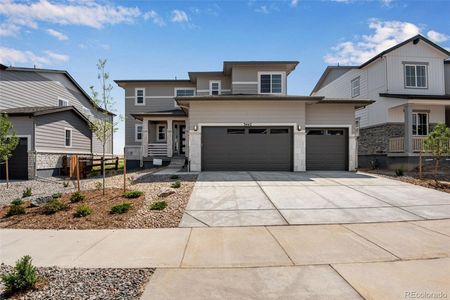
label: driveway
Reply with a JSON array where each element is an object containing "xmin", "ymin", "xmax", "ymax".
[{"xmin": 180, "ymin": 171, "xmax": 450, "ymax": 227}]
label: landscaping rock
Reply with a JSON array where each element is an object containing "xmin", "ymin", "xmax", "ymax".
[
  {"xmin": 30, "ymin": 195, "xmax": 53, "ymax": 207},
  {"xmin": 157, "ymin": 187, "xmax": 176, "ymax": 198}
]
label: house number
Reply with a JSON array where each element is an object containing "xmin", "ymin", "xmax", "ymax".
[{"xmin": 243, "ymin": 123, "xmax": 252, "ymax": 127}]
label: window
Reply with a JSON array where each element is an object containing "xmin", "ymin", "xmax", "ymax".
[
  {"xmin": 227, "ymin": 129, "xmax": 245, "ymax": 134},
  {"xmin": 249, "ymin": 128, "xmax": 268, "ymax": 134},
  {"xmin": 412, "ymin": 112, "xmax": 428, "ymax": 136},
  {"xmin": 64, "ymin": 129, "xmax": 72, "ymax": 147},
  {"xmin": 135, "ymin": 88, "xmax": 145, "ymax": 105},
  {"xmin": 404, "ymin": 64, "xmax": 427, "ymax": 88},
  {"xmin": 351, "ymin": 77, "xmax": 360, "ymax": 98},
  {"xmin": 307, "ymin": 129, "xmax": 325, "ymax": 135},
  {"xmin": 58, "ymin": 98, "xmax": 69, "ymax": 107},
  {"xmin": 175, "ymin": 88, "xmax": 195, "ymax": 96},
  {"xmin": 135, "ymin": 124, "xmax": 143, "ymax": 142},
  {"xmin": 327, "ymin": 129, "xmax": 345, "ymax": 136},
  {"xmin": 270, "ymin": 128, "xmax": 289, "ymax": 134},
  {"xmin": 209, "ymin": 81, "xmax": 221, "ymax": 95},
  {"xmin": 157, "ymin": 124, "xmax": 166, "ymax": 142},
  {"xmin": 259, "ymin": 73, "xmax": 283, "ymax": 94}
]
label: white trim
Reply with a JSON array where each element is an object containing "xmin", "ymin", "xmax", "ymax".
[
  {"xmin": 145, "ymin": 96, "xmax": 174, "ymax": 99},
  {"xmin": 411, "ymin": 112, "xmax": 429, "ymax": 136},
  {"xmin": 135, "ymin": 88, "xmax": 146, "ymax": 106},
  {"xmin": 222, "ymin": 89, "xmax": 231, "ymax": 92},
  {"xmin": 64, "ymin": 127, "xmax": 72, "ymax": 148},
  {"xmin": 257, "ymin": 71, "xmax": 286, "ymax": 95},
  {"xmin": 404, "ymin": 64, "xmax": 428, "ymax": 89},
  {"xmin": 232, "ymin": 81, "xmax": 258, "ymax": 85},
  {"xmin": 35, "ymin": 149, "xmax": 92, "ymax": 155},
  {"xmin": 351, "ymin": 76, "xmax": 360, "ymax": 98},
  {"xmin": 195, "ymin": 122, "xmax": 299, "ymax": 133},
  {"xmin": 174, "ymin": 88, "xmax": 196, "ymax": 108},
  {"xmin": 57, "ymin": 97, "xmax": 69, "ymax": 107},
  {"xmin": 305, "ymin": 124, "xmax": 353, "ymax": 134},
  {"xmin": 15, "ymin": 135, "xmax": 32, "ymax": 152},
  {"xmin": 156, "ymin": 124, "xmax": 167, "ymax": 142},
  {"xmin": 135, "ymin": 124, "xmax": 143, "ymax": 142},
  {"xmin": 209, "ymin": 80, "xmax": 221, "ymax": 95}
]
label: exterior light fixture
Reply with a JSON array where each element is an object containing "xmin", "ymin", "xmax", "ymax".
[
  {"xmin": 297, "ymin": 125, "xmax": 302, "ymax": 131},
  {"xmin": 194, "ymin": 125, "xmax": 198, "ymax": 131}
]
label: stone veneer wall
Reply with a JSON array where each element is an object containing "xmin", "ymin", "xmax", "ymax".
[
  {"xmin": 358, "ymin": 123, "xmax": 404, "ymax": 155},
  {"xmin": 27, "ymin": 151, "xmax": 36, "ymax": 180}
]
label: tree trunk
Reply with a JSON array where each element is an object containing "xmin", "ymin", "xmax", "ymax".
[
  {"xmin": 123, "ymin": 150, "xmax": 127, "ymax": 192},
  {"xmin": 6, "ymin": 159, "xmax": 9, "ymax": 189},
  {"xmin": 102, "ymin": 144, "xmax": 106, "ymax": 196}
]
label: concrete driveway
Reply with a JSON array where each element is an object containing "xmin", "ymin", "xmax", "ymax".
[{"xmin": 180, "ymin": 171, "xmax": 450, "ymax": 227}]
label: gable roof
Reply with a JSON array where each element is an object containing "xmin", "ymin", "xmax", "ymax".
[
  {"xmin": 1, "ymin": 106, "xmax": 92, "ymax": 124},
  {"xmin": 223, "ymin": 61, "xmax": 299, "ymax": 75},
  {"xmin": 1, "ymin": 65, "xmax": 115, "ymax": 116},
  {"xmin": 310, "ymin": 66, "xmax": 356, "ymax": 94}
]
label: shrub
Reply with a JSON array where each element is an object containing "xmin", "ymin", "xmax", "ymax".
[
  {"xmin": 63, "ymin": 181, "xmax": 69, "ymax": 188},
  {"xmin": 42, "ymin": 200, "xmax": 66, "ymax": 215},
  {"xmin": 110, "ymin": 202, "xmax": 132, "ymax": 214},
  {"xmin": 74, "ymin": 205, "xmax": 92, "ymax": 218},
  {"xmin": 52, "ymin": 192, "xmax": 62, "ymax": 199},
  {"xmin": 70, "ymin": 192, "xmax": 85, "ymax": 203},
  {"xmin": 123, "ymin": 190, "xmax": 143, "ymax": 199},
  {"xmin": 95, "ymin": 181, "xmax": 102, "ymax": 190},
  {"xmin": 395, "ymin": 168, "xmax": 404, "ymax": 177},
  {"xmin": 171, "ymin": 180, "xmax": 181, "ymax": 189},
  {"xmin": 22, "ymin": 187, "xmax": 32, "ymax": 198},
  {"xmin": 6, "ymin": 205, "xmax": 26, "ymax": 217},
  {"xmin": 0, "ymin": 255, "xmax": 38, "ymax": 295},
  {"xmin": 170, "ymin": 174, "xmax": 179, "ymax": 180},
  {"xmin": 11, "ymin": 198, "xmax": 24, "ymax": 206},
  {"xmin": 150, "ymin": 201, "xmax": 167, "ymax": 211}
]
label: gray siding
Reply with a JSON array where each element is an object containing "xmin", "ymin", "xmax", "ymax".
[
  {"xmin": 35, "ymin": 111, "xmax": 91, "ymax": 153},
  {"xmin": 8, "ymin": 116, "xmax": 34, "ymax": 150},
  {"xmin": 196, "ymin": 75, "xmax": 231, "ymax": 95},
  {"xmin": 445, "ymin": 63, "xmax": 450, "ymax": 95},
  {"xmin": 124, "ymin": 82, "xmax": 195, "ymax": 146},
  {"xmin": 231, "ymin": 66, "xmax": 288, "ymax": 94},
  {"xmin": 0, "ymin": 69, "xmax": 113, "ymax": 154}
]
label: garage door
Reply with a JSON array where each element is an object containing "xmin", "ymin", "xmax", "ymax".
[
  {"xmin": 202, "ymin": 126, "xmax": 293, "ymax": 171},
  {"xmin": 0, "ymin": 137, "xmax": 28, "ymax": 180},
  {"xmin": 306, "ymin": 128, "xmax": 348, "ymax": 171}
]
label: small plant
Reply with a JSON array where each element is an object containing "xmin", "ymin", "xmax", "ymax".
[
  {"xmin": 170, "ymin": 174, "xmax": 179, "ymax": 180},
  {"xmin": 95, "ymin": 181, "xmax": 103, "ymax": 190},
  {"xmin": 123, "ymin": 190, "xmax": 143, "ymax": 199},
  {"xmin": 70, "ymin": 191, "xmax": 86, "ymax": 203},
  {"xmin": 22, "ymin": 187, "xmax": 32, "ymax": 198},
  {"xmin": 395, "ymin": 168, "xmax": 404, "ymax": 177},
  {"xmin": 110, "ymin": 202, "xmax": 132, "ymax": 214},
  {"xmin": 6, "ymin": 204, "xmax": 26, "ymax": 217},
  {"xmin": 11, "ymin": 198, "xmax": 24, "ymax": 206},
  {"xmin": 0, "ymin": 255, "xmax": 38, "ymax": 295},
  {"xmin": 63, "ymin": 181, "xmax": 69, "ymax": 188},
  {"xmin": 171, "ymin": 180, "xmax": 181, "ymax": 188},
  {"xmin": 74, "ymin": 205, "xmax": 92, "ymax": 218},
  {"xmin": 52, "ymin": 192, "xmax": 62, "ymax": 199},
  {"xmin": 150, "ymin": 200, "xmax": 167, "ymax": 211},
  {"xmin": 42, "ymin": 200, "xmax": 66, "ymax": 215}
]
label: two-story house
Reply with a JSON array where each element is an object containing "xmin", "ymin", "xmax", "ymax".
[
  {"xmin": 0, "ymin": 64, "xmax": 114, "ymax": 179},
  {"xmin": 311, "ymin": 35, "xmax": 450, "ymax": 170},
  {"xmin": 116, "ymin": 61, "xmax": 372, "ymax": 172}
]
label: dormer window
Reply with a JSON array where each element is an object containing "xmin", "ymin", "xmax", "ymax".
[
  {"xmin": 135, "ymin": 88, "xmax": 145, "ymax": 105},
  {"xmin": 209, "ymin": 80, "xmax": 221, "ymax": 95},
  {"xmin": 258, "ymin": 72, "xmax": 284, "ymax": 94},
  {"xmin": 351, "ymin": 77, "xmax": 360, "ymax": 98},
  {"xmin": 404, "ymin": 63, "xmax": 427, "ymax": 88}
]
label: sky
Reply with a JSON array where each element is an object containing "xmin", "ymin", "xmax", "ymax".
[{"xmin": 1, "ymin": 0, "xmax": 449, "ymax": 154}]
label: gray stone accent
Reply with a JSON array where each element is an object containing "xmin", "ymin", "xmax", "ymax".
[
  {"xmin": 358, "ymin": 123, "xmax": 404, "ymax": 155},
  {"xmin": 27, "ymin": 151, "xmax": 36, "ymax": 180},
  {"xmin": 36, "ymin": 153, "xmax": 64, "ymax": 169}
]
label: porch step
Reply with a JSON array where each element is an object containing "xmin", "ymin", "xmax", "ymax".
[{"xmin": 168, "ymin": 157, "xmax": 186, "ymax": 168}]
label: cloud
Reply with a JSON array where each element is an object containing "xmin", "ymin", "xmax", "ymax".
[
  {"xmin": 143, "ymin": 10, "xmax": 165, "ymax": 26},
  {"xmin": 0, "ymin": 22, "xmax": 20, "ymax": 37},
  {"xmin": 0, "ymin": 46, "xmax": 69, "ymax": 67},
  {"xmin": 0, "ymin": 0, "xmax": 140, "ymax": 37},
  {"xmin": 324, "ymin": 19, "xmax": 423, "ymax": 65},
  {"xmin": 427, "ymin": 30, "xmax": 449, "ymax": 43},
  {"xmin": 46, "ymin": 28, "xmax": 68, "ymax": 40},
  {"xmin": 255, "ymin": 5, "xmax": 269, "ymax": 14},
  {"xmin": 171, "ymin": 10, "xmax": 189, "ymax": 23},
  {"xmin": 291, "ymin": 0, "xmax": 299, "ymax": 7}
]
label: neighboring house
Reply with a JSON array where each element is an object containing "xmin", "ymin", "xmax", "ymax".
[
  {"xmin": 311, "ymin": 35, "xmax": 450, "ymax": 170},
  {"xmin": 0, "ymin": 64, "xmax": 114, "ymax": 179},
  {"xmin": 116, "ymin": 61, "xmax": 372, "ymax": 172}
]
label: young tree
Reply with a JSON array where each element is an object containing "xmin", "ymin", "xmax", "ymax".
[
  {"xmin": 90, "ymin": 59, "xmax": 119, "ymax": 195},
  {"xmin": 423, "ymin": 123, "xmax": 450, "ymax": 178},
  {"xmin": 0, "ymin": 113, "xmax": 19, "ymax": 188}
]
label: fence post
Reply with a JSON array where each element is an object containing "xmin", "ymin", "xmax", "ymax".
[
  {"xmin": 76, "ymin": 155, "xmax": 80, "ymax": 192},
  {"xmin": 123, "ymin": 152, "xmax": 127, "ymax": 192},
  {"xmin": 5, "ymin": 159, "xmax": 9, "ymax": 189},
  {"xmin": 115, "ymin": 156, "xmax": 119, "ymax": 170}
]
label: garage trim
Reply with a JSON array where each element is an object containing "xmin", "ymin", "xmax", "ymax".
[{"xmin": 14, "ymin": 135, "xmax": 32, "ymax": 151}]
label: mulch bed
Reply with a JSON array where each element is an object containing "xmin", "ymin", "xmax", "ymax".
[{"xmin": 0, "ymin": 188, "xmax": 146, "ymax": 229}]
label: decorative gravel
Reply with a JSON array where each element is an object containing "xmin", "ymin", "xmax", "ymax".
[{"xmin": 0, "ymin": 265, "xmax": 154, "ymax": 299}]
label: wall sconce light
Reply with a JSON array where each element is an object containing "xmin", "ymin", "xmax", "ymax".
[
  {"xmin": 297, "ymin": 125, "xmax": 302, "ymax": 131},
  {"xmin": 194, "ymin": 125, "xmax": 198, "ymax": 131}
]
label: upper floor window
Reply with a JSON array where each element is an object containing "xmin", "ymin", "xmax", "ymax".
[
  {"xmin": 404, "ymin": 64, "xmax": 427, "ymax": 88},
  {"xmin": 135, "ymin": 88, "xmax": 145, "ymax": 105},
  {"xmin": 175, "ymin": 88, "xmax": 195, "ymax": 97},
  {"xmin": 58, "ymin": 98, "xmax": 69, "ymax": 107},
  {"xmin": 64, "ymin": 128, "xmax": 72, "ymax": 147},
  {"xmin": 351, "ymin": 77, "xmax": 360, "ymax": 98},
  {"xmin": 209, "ymin": 80, "xmax": 221, "ymax": 95},
  {"xmin": 135, "ymin": 124, "xmax": 143, "ymax": 142},
  {"xmin": 412, "ymin": 112, "xmax": 428, "ymax": 136},
  {"xmin": 259, "ymin": 72, "xmax": 283, "ymax": 94}
]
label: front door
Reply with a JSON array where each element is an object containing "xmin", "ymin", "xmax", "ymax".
[{"xmin": 180, "ymin": 125, "xmax": 186, "ymax": 155}]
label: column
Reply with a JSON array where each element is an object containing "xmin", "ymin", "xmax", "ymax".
[
  {"xmin": 140, "ymin": 119, "xmax": 148, "ymax": 167},
  {"xmin": 167, "ymin": 119, "xmax": 173, "ymax": 158},
  {"xmin": 189, "ymin": 129, "xmax": 201, "ymax": 172},
  {"xmin": 404, "ymin": 104, "xmax": 413, "ymax": 154},
  {"xmin": 349, "ymin": 135, "xmax": 357, "ymax": 171},
  {"xmin": 294, "ymin": 129, "xmax": 306, "ymax": 171}
]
